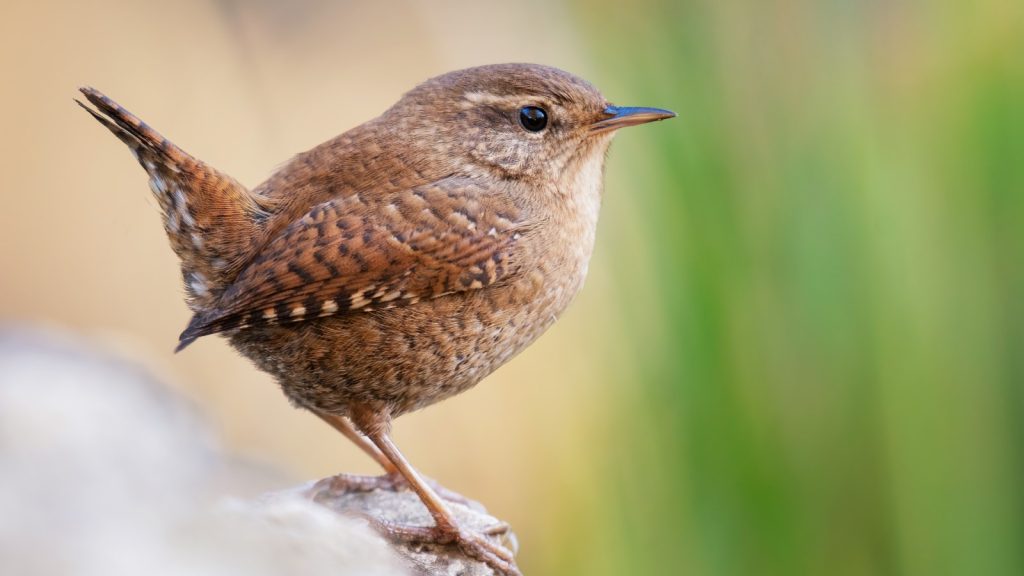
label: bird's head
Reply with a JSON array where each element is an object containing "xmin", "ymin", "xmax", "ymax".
[{"xmin": 384, "ymin": 63, "xmax": 675, "ymax": 190}]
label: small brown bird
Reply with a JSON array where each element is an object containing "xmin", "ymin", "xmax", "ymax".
[{"xmin": 78, "ymin": 63, "xmax": 673, "ymax": 575}]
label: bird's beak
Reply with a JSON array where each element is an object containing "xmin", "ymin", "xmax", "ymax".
[{"xmin": 590, "ymin": 105, "xmax": 676, "ymax": 135}]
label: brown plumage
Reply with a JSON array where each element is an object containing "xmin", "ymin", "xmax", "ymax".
[{"xmin": 79, "ymin": 63, "xmax": 674, "ymax": 575}]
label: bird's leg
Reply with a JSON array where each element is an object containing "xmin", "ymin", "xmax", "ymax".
[
  {"xmin": 353, "ymin": 411, "xmax": 521, "ymax": 576},
  {"xmin": 311, "ymin": 410, "xmax": 406, "ymax": 494},
  {"xmin": 312, "ymin": 409, "xmax": 476, "ymax": 506},
  {"xmin": 313, "ymin": 410, "xmax": 398, "ymax": 474}
]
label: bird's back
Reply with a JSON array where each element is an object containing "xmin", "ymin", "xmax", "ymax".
[{"xmin": 250, "ymin": 116, "xmax": 445, "ymax": 246}]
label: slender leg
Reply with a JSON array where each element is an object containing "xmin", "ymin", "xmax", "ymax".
[
  {"xmin": 312, "ymin": 409, "xmax": 477, "ymax": 506},
  {"xmin": 312, "ymin": 410, "xmax": 398, "ymax": 475},
  {"xmin": 370, "ymin": 431, "xmax": 458, "ymax": 531},
  {"xmin": 362, "ymin": 424, "xmax": 521, "ymax": 576}
]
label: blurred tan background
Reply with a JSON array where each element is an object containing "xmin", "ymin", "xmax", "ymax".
[{"xmin": 0, "ymin": 0, "xmax": 641, "ymax": 570}]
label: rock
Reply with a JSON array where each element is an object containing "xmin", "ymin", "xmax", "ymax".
[
  {"xmin": 300, "ymin": 475, "xmax": 518, "ymax": 576},
  {"xmin": 0, "ymin": 326, "xmax": 516, "ymax": 576}
]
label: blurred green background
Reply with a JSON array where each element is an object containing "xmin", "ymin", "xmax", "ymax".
[
  {"xmin": 1, "ymin": 1, "xmax": 1021, "ymax": 574},
  {"xmin": 576, "ymin": 1, "xmax": 1024, "ymax": 574}
]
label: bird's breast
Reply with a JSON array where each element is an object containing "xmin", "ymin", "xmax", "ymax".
[
  {"xmin": 549, "ymin": 144, "xmax": 607, "ymax": 286},
  {"xmin": 487, "ymin": 149, "xmax": 608, "ymax": 362}
]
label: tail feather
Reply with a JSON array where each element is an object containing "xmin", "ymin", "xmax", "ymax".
[
  {"xmin": 77, "ymin": 88, "xmax": 190, "ymax": 167},
  {"xmin": 79, "ymin": 87, "xmax": 275, "ymax": 347}
]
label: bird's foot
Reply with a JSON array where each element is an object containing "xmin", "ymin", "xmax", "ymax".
[
  {"xmin": 364, "ymin": 516, "xmax": 521, "ymax": 576},
  {"xmin": 313, "ymin": 472, "xmax": 403, "ymax": 494},
  {"xmin": 313, "ymin": 472, "xmax": 478, "ymax": 507}
]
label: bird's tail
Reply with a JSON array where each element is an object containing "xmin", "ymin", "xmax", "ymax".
[{"xmin": 77, "ymin": 87, "xmax": 274, "ymax": 311}]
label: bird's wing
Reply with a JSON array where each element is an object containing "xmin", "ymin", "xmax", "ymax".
[{"xmin": 177, "ymin": 179, "xmax": 531, "ymax": 349}]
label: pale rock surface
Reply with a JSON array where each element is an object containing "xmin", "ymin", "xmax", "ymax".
[
  {"xmin": 0, "ymin": 327, "xmax": 516, "ymax": 576},
  {"xmin": 302, "ymin": 475, "xmax": 518, "ymax": 575}
]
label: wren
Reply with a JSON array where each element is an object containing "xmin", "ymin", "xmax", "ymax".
[{"xmin": 79, "ymin": 63, "xmax": 674, "ymax": 575}]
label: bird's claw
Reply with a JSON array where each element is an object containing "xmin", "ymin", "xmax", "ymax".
[{"xmin": 363, "ymin": 516, "xmax": 521, "ymax": 576}]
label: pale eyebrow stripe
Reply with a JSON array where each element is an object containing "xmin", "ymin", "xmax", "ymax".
[
  {"xmin": 463, "ymin": 91, "xmax": 523, "ymax": 106},
  {"xmin": 462, "ymin": 91, "xmax": 560, "ymax": 114}
]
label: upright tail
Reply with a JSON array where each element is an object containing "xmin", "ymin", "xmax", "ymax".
[{"xmin": 77, "ymin": 88, "xmax": 275, "ymax": 311}]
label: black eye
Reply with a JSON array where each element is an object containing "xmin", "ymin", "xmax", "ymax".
[{"xmin": 518, "ymin": 106, "xmax": 548, "ymax": 132}]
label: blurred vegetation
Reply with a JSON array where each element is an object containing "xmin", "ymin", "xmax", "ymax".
[{"xmin": 553, "ymin": 1, "xmax": 1024, "ymax": 574}]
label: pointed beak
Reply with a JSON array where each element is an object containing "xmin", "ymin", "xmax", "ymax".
[{"xmin": 590, "ymin": 105, "xmax": 676, "ymax": 135}]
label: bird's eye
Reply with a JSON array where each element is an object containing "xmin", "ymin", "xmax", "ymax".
[{"xmin": 518, "ymin": 106, "xmax": 548, "ymax": 132}]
